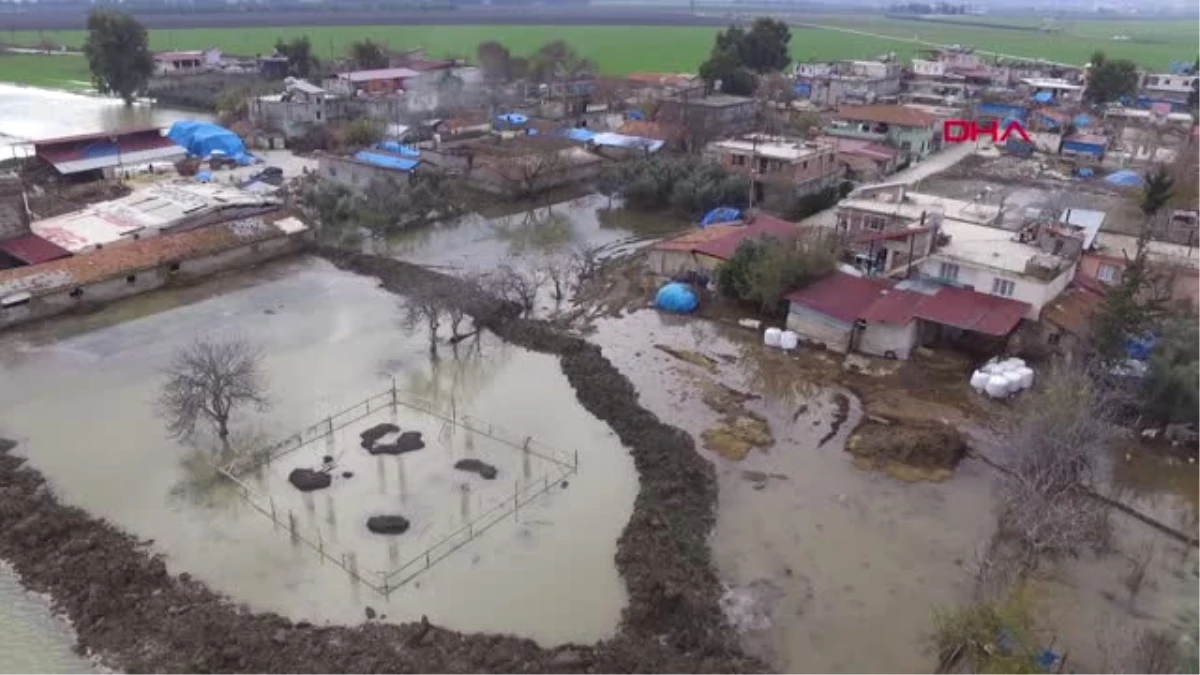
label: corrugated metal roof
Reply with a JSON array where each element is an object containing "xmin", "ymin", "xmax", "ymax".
[
  {"xmin": 836, "ymin": 104, "xmax": 936, "ymax": 128},
  {"xmin": 1060, "ymin": 209, "xmax": 1105, "ymax": 249},
  {"xmin": 693, "ymin": 214, "xmax": 802, "ymax": 261},
  {"xmin": 652, "ymin": 225, "xmax": 743, "ymax": 253},
  {"xmin": 786, "ymin": 271, "xmax": 891, "ymax": 324},
  {"xmin": 337, "ymin": 67, "xmax": 420, "ymax": 83},
  {"xmin": 0, "ymin": 234, "xmax": 73, "ymax": 265}
]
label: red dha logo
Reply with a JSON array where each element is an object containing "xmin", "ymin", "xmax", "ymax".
[{"xmin": 944, "ymin": 119, "xmax": 1032, "ymax": 144}]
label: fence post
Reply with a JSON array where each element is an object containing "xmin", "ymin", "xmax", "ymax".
[
  {"xmin": 327, "ymin": 416, "xmax": 334, "ymax": 437},
  {"xmin": 425, "ymin": 552, "xmax": 430, "ymax": 569},
  {"xmin": 514, "ymin": 481, "xmax": 519, "ymax": 521},
  {"xmin": 391, "ymin": 377, "xmax": 397, "ymax": 408},
  {"xmin": 270, "ymin": 497, "xmax": 277, "ymax": 529},
  {"xmin": 574, "ymin": 449, "xmax": 579, "ymax": 470},
  {"xmin": 318, "ymin": 530, "xmax": 324, "ymax": 561},
  {"xmin": 288, "ymin": 511, "xmax": 297, "ymax": 543}
]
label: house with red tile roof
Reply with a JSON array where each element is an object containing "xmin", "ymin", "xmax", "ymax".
[
  {"xmin": 645, "ymin": 213, "xmax": 802, "ymax": 278},
  {"xmin": 828, "ymin": 104, "xmax": 941, "ymax": 161}
]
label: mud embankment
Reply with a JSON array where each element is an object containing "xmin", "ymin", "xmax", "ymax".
[{"xmin": 0, "ymin": 249, "xmax": 765, "ymax": 673}]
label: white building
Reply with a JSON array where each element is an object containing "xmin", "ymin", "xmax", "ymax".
[
  {"xmin": 1138, "ymin": 72, "xmax": 1199, "ymax": 105},
  {"xmin": 920, "ymin": 220, "xmax": 1077, "ymax": 319}
]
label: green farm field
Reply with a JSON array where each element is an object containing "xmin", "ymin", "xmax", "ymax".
[{"xmin": 0, "ymin": 16, "xmax": 1194, "ymax": 90}]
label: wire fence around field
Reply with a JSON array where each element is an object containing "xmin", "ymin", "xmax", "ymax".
[{"xmin": 218, "ymin": 383, "xmax": 580, "ymax": 597}]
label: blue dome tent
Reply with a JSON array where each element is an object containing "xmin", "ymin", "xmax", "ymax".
[
  {"xmin": 700, "ymin": 207, "xmax": 742, "ymax": 228},
  {"xmin": 655, "ymin": 282, "xmax": 699, "ymax": 314},
  {"xmin": 167, "ymin": 121, "xmax": 253, "ymax": 164}
]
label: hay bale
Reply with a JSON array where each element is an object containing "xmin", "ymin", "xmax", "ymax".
[
  {"xmin": 360, "ymin": 423, "xmax": 400, "ymax": 445},
  {"xmin": 847, "ymin": 421, "xmax": 967, "ymax": 481},
  {"xmin": 288, "ymin": 468, "xmax": 332, "ymax": 492},
  {"xmin": 366, "ymin": 515, "xmax": 410, "ymax": 535},
  {"xmin": 368, "ymin": 431, "xmax": 425, "ymax": 455},
  {"xmin": 454, "ymin": 459, "xmax": 498, "ymax": 480}
]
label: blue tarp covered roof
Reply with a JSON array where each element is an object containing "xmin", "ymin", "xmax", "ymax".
[
  {"xmin": 626, "ymin": 110, "xmax": 646, "ymax": 121},
  {"xmin": 1033, "ymin": 91, "xmax": 1055, "ymax": 104},
  {"xmin": 590, "ymin": 132, "xmax": 664, "ymax": 153},
  {"xmin": 562, "ymin": 128, "xmax": 597, "ymax": 143},
  {"xmin": 495, "ymin": 113, "xmax": 528, "ymax": 125},
  {"xmin": 1074, "ymin": 114, "xmax": 1093, "ymax": 127},
  {"xmin": 794, "ymin": 82, "xmax": 812, "ymax": 96},
  {"xmin": 700, "ymin": 207, "xmax": 741, "ymax": 227},
  {"xmin": 167, "ymin": 121, "xmax": 251, "ymax": 163},
  {"xmin": 374, "ymin": 141, "xmax": 419, "ymax": 157},
  {"xmin": 354, "ymin": 151, "xmax": 419, "ymax": 172},
  {"xmin": 978, "ymin": 103, "xmax": 1028, "ymax": 119},
  {"xmin": 1105, "ymin": 169, "xmax": 1142, "ymax": 187}
]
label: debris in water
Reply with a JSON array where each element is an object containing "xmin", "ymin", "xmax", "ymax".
[
  {"xmin": 368, "ymin": 431, "xmax": 425, "ymax": 455},
  {"xmin": 322, "ymin": 455, "xmax": 334, "ymax": 464},
  {"xmin": 360, "ymin": 423, "xmax": 400, "ymax": 445},
  {"xmin": 341, "ymin": 471, "xmax": 354, "ymax": 479},
  {"xmin": 818, "ymin": 393, "xmax": 850, "ymax": 447},
  {"xmin": 454, "ymin": 458, "xmax": 498, "ymax": 480},
  {"xmin": 719, "ymin": 580, "xmax": 784, "ymax": 632},
  {"xmin": 365, "ymin": 606, "xmax": 377, "ymax": 620},
  {"xmin": 366, "ymin": 515, "xmax": 411, "ymax": 535},
  {"xmin": 847, "ymin": 420, "xmax": 967, "ymax": 482},
  {"xmin": 288, "ymin": 468, "xmax": 332, "ymax": 492},
  {"xmin": 654, "ymin": 344, "xmax": 719, "ymax": 373}
]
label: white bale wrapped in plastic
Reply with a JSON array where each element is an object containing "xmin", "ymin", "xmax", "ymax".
[
  {"xmin": 780, "ymin": 331, "xmax": 799, "ymax": 351},
  {"xmin": 1018, "ymin": 367, "xmax": 1034, "ymax": 389},
  {"xmin": 764, "ymin": 328, "xmax": 782, "ymax": 347},
  {"xmin": 1004, "ymin": 371, "xmax": 1023, "ymax": 393},
  {"xmin": 985, "ymin": 375, "xmax": 1010, "ymax": 398},
  {"xmin": 970, "ymin": 370, "xmax": 990, "ymax": 391},
  {"xmin": 1007, "ymin": 357, "xmax": 1027, "ymax": 370}
]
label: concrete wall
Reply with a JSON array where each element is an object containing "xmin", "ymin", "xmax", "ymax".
[
  {"xmin": 1080, "ymin": 253, "xmax": 1200, "ymax": 309},
  {"xmin": 920, "ymin": 256, "xmax": 1076, "ymax": 319},
  {"xmin": 858, "ymin": 320, "xmax": 918, "ymax": 359},
  {"xmin": 786, "ymin": 305, "xmax": 852, "ymax": 352},
  {"xmin": 0, "ymin": 175, "xmax": 28, "ymax": 241},
  {"xmin": 0, "ymin": 233, "xmax": 307, "ymax": 330},
  {"xmin": 317, "ymin": 155, "xmax": 414, "ymax": 194}
]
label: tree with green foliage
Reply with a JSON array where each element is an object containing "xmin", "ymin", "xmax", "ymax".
[
  {"xmin": 349, "ymin": 39, "xmax": 388, "ymax": 70},
  {"xmin": 1142, "ymin": 313, "xmax": 1199, "ymax": 426},
  {"xmin": 527, "ymin": 40, "xmax": 595, "ymax": 84},
  {"xmin": 1089, "ymin": 226, "xmax": 1172, "ymax": 362},
  {"xmin": 274, "ymin": 36, "xmax": 319, "ymax": 79},
  {"xmin": 614, "ymin": 155, "xmax": 748, "ymax": 216},
  {"xmin": 82, "ymin": 9, "xmax": 154, "ymax": 105},
  {"xmin": 1140, "ymin": 166, "xmax": 1175, "ymax": 216},
  {"xmin": 698, "ymin": 18, "xmax": 791, "ymax": 96},
  {"xmin": 741, "ymin": 18, "xmax": 792, "ymax": 73},
  {"xmin": 341, "ymin": 118, "xmax": 384, "ymax": 147},
  {"xmin": 1083, "ymin": 51, "xmax": 1139, "ymax": 105},
  {"xmin": 716, "ymin": 233, "xmax": 838, "ymax": 314}
]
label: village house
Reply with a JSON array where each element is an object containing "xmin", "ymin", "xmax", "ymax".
[
  {"xmin": 793, "ymin": 59, "xmax": 903, "ymax": 108},
  {"xmin": 657, "ymin": 93, "xmax": 757, "ymax": 139},
  {"xmin": 827, "ymin": 104, "xmax": 940, "ymax": 162},
  {"xmin": 905, "ymin": 47, "xmax": 1010, "ymax": 104},
  {"xmin": 316, "ymin": 148, "xmax": 421, "ymax": 194},
  {"xmin": 1136, "ymin": 71, "xmax": 1199, "ymax": 109},
  {"xmin": 32, "ymin": 127, "xmax": 186, "ymax": 183},
  {"xmin": 325, "ymin": 67, "xmax": 421, "ymax": 97},
  {"xmin": 0, "ymin": 212, "xmax": 310, "ymax": 329},
  {"xmin": 249, "ymin": 78, "xmax": 338, "ymax": 139},
  {"xmin": 814, "ymin": 135, "xmax": 900, "ymax": 182},
  {"xmin": 29, "ymin": 183, "xmax": 282, "ymax": 255},
  {"xmin": 645, "ymin": 213, "xmax": 801, "ymax": 279},
  {"xmin": 153, "ymin": 49, "xmax": 223, "ymax": 74},
  {"xmin": 417, "ymin": 134, "xmax": 604, "ymax": 197},
  {"xmin": 785, "ymin": 270, "xmax": 1030, "ymax": 359},
  {"xmin": 706, "ymin": 135, "xmax": 840, "ymax": 202},
  {"xmin": 625, "ymin": 73, "xmax": 705, "ymax": 102},
  {"xmin": 1018, "ymin": 78, "xmax": 1084, "ymax": 105},
  {"xmin": 1079, "ymin": 231, "xmax": 1200, "ymax": 310}
]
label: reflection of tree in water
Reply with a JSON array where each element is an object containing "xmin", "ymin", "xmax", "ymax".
[
  {"xmin": 168, "ymin": 428, "xmax": 270, "ymax": 512},
  {"xmin": 596, "ymin": 204, "xmax": 689, "ymax": 238},
  {"xmin": 404, "ymin": 332, "xmax": 513, "ymax": 418},
  {"xmin": 492, "ymin": 209, "xmax": 577, "ymax": 256},
  {"xmin": 733, "ymin": 337, "xmax": 819, "ymax": 406}
]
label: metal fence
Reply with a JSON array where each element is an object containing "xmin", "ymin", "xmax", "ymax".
[{"xmin": 218, "ymin": 383, "xmax": 579, "ymax": 597}]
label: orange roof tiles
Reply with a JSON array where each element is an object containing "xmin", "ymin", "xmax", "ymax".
[
  {"xmin": 652, "ymin": 225, "xmax": 743, "ymax": 252},
  {"xmin": 836, "ymin": 104, "xmax": 937, "ymax": 128}
]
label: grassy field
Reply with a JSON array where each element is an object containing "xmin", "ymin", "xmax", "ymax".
[{"xmin": 0, "ymin": 17, "xmax": 1194, "ymax": 89}]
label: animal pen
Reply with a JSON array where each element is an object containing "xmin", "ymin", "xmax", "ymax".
[{"xmin": 217, "ymin": 379, "xmax": 579, "ymax": 598}]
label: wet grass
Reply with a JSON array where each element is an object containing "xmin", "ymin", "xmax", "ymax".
[{"xmin": 0, "ymin": 52, "xmax": 89, "ymax": 89}]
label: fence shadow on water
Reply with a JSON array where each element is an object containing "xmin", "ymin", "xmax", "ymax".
[{"xmin": 215, "ymin": 381, "xmax": 579, "ymax": 599}]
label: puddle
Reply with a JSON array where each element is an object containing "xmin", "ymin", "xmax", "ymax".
[
  {"xmin": 0, "ymin": 564, "xmax": 94, "ymax": 673},
  {"xmin": 0, "ymin": 255, "xmax": 636, "ymax": 646}
]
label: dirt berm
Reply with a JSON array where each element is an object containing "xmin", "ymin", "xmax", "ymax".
[{"xmin": 0, "ymin": 248, "xmax": 766, "ymax": 674}]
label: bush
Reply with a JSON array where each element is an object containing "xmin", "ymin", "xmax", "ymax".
[
  {"xmin": 341, "ymin": 118, "xmax": 385, "ymax": 148},
  {"xmin": 615, "ymin": 155, "xmax": 748, "ymax": 217},
  {"xmin": 716, "ymin": 232, "xmax": 838, "ymax": 314}
]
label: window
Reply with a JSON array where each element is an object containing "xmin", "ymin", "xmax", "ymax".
[
  {"xmin": 731, "ymin": 154, "xmax": 746, "ymax": 166},
  {"xmin": 865, "ymin": 216, "xmax": 887, "ymax": 232},
  {"xmin": 939, "ymin": 262, "xmax": 960, "ymax": 281},
  {"xmin": 992, "ymin": 278, "xmax": 1016, "ymax": 297},
  {"xmin": 126, "ymin": 274, "xmax": 137, "ymax": 284},
  {"xmin": 69, "ymin": 287, "xmax": 84, "ymax": 299},
  {"xmin": 758, "ymin": 157, "xmax": 769, "ymax": 173},
  {"xmin": 1097, "ymin": 263, "xmax": 1121, "ymax": 284},
  {"xmin": 802, "ymin": 160, "xmax": 809, "ymax": 170},
  {"xmin": 168, "ymin": 262, "xmax": 181, "ymax": 274}
]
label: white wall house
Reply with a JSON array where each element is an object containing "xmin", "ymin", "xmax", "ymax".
[{"xmin": 920, "ymin": 220, "xmax": 1076, "ymax": 319}]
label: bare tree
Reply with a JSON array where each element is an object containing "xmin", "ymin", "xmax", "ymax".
[
  {"xmin": 497, "ymin": 144, "xmax": 568, "ymax": 200},
  {"xmin": 159, "ymin": 337, "xmax": 269, "ymax": 451},
  {"xmin": 1122, "ymin": 539, "xmax": 1156, "ymax": 602},
  {"xmin": 401, "ymin": 293, "xmax": 442, "ymax": 356},
  {"xmin": 490, "ymin": 263, "xmax": 542, "ymax": 315},
  {"xmin": 1127, "ymin": 628, "xmax": 1183, "ymax": 674},
  {"xmin": 569, "ymin": 243, "xmax": 603, "ymax": 288},
  {"xmin": 541, "ymin": 255, "xmax": 572, "ymax": 302},
  {"xmin": 993, "ymin": 363, "xmax": 1120, "ymax": 575}
]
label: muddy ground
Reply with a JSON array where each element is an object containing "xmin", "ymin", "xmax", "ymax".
[{"xmin": 0, "ymin": 247, "xmax": 765, "ymax": 673}]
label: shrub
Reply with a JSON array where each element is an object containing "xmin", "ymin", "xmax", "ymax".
[{"xmin": 716, "ymin": 232, "xmax": 838, "ymax": 314}]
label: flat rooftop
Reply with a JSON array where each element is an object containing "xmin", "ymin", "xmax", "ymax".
[
  {"xmin": 709, "ymin": 136, "xmax": 831, "ymax": 161},
  {"xmin": 1021, "ymin": 78, "xmax": 1084, "ymax": 91},
  {"xmin": 838, "ymin": 188, "xmax": 1002, "ymax": 226},
  {"xmin": 31, "ymin": 183, "xmax": 281, "ymax": 254},
  {"xmin": 1093, "ymin": 232, "xmax": 1200, "ymax": 272},
  {"xmin": 935, "ymin": 220, "xmax": 1068, "ymax": 277}
]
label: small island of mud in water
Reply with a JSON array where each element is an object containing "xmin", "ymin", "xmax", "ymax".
[
  {"xmin": 846, "ymin": 420, "xmax": 968, "ymax": 482},
  {"xmin": 0, "ymin": 248, "xmax": 767, "ymax": 674}
]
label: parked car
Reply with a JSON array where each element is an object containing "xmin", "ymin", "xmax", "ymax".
[{"xmin": 248, "ymin": 166, "xmax": 284, "ymax": 186}]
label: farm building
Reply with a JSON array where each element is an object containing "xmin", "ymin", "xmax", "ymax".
[
  {"xmin": 33, "ymin": 128, "xmax": 185, "ymax": 182},
  {"xmin": 645, "ymin": 214, "xmax": 803, "ymax": 278}
]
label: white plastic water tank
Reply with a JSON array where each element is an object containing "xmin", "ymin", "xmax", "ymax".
[
  {"xmin": 764, "ymin": 328, "xmax": 783, "ymax": 348},
  {"xmin": 1007, "ymin": 357, "xmax": 1027, "ymax": 370},
  {"xmin": 985, "ymin": 375, "xmax": 1010, "ymax": 398},
  {"xmin": 1018, "ymin": 367, "xmax": 1034, "ymax": 389},
  {"xmin": 780, "ymin": 331, "xmax": 799, "ymax": 351},
  {"xmin": 1004, "ymin": 371, "xmax": 1023, "ymax": 393},
  {"xmin": 970, "ymin": 370, "xmax": 990, "ymax": 391}
]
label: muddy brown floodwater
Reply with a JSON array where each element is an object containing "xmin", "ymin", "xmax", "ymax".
[{"xmin": 0, "ymin": 255, "xmax": 637, "ymax": 646}]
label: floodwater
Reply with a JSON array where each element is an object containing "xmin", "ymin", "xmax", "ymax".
[
  {"xmin": 385, "ymin": 193, "xmax": 686, "ymax": 273},
  {"xmin": 0, "ymin": 255, "xmax": 637, "ymax": 646},
  {"xmin": 0, "ymin": 83, "xmax": 208, "ymax": 160},
  {"xmin": 589, "ymin": 310, "xmax": 997, "ymax": 672},
  {"xmin": 0, "ymin": 565, "xmax": 94, "ymax": 673}
]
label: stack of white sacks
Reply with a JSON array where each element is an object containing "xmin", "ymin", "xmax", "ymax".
[
  {"xmin": 970, "ymin": 357, "xmax": 1035, "ymax": 399},
  {"xmin": 763, "ymin": 328, "xmax": 800, "ymax": 351}
]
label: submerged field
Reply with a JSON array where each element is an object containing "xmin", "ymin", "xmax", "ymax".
[{"xmin": 0, "ymin": 15, "xmax": 1193, "ymax": 88}]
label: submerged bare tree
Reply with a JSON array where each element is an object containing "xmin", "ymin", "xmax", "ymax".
[
  {"xmin": 491, "ymin": 263, "xmax": 542, "ymax": 315},
  {"xmin": 402, "ymin": 294, "xmax": 442, "ymax": 356},
  {"xmin": 541, "ymin": 255, "xmax": 572, "ymax": 302},
  {"xmin": 159, "ymin": 337, "xmax": 269, "ymax": 451},
  {"xmin": 569, "ymin": 243, "xmax": 603, "ymax": 289}
]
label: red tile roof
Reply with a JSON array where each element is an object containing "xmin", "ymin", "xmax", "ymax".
[
  {"xmin": 786, "ymin": 272, "xmax": 891, "ymax": 324},
  {"xmin": 33, "ymin": 127, "xmax": 164, "ymax": 149},
  {"xmin": 692, "ymin": 213, "xmax": 802, "ymax": 261},
  {"xmin": 1033, "ymin": 107, "xmax": 1071, "ymax": 125},
  {"xmin": 36, "ymin": 131, "xmax": 180, "ymax": 169},
  {"xmin": 836, "ymin": 104, "xmax": 937, "ymax": 128},
  {"xmin": 652, "ymin": 225, "xmax": 743, "ymax": 252},
  {"xmin": 1042, "ymin": 284, "xmax": 1104, "ymax": 336},
  {"xmin": 616, "ymin": 120, "xmax": 681, "ymax": 141},
  {"xmin": 0, "ymin": 234, "xmax": 73, "ymax": 265}
]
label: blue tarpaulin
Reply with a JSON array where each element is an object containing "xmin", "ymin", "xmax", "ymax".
[
  {"xmin": 562, "ymin": 128, "xmax": 597, "ymax": 143},
  {"xmin": 978, "ymin": 103, "xmax": 1028, "ymax": 120},
  {"xmin": 354, "ymin": 151, "xmax": 419, "ymax": 172},
  {"xmin": 167, "ymin": 121, "xmax": 252, "ymax": 163},
  {"xmin": 195, "ymin": 171, "xmax": 213, "ymax": 183},
  {"xmin": 1077, "ymin": 167, "xmax": 1095, "ymax": 179},
  {"xmin": 495, "ymin": 113, "xmax": 528, "ymax": 126},
  {"xmin": 1074, "ymin": 114, "xmax": 1093, "ymax": 127},
  {"xmin": 700, "ymin": 207, "xmax": 741, "ymax": 227},
  {"xmin": 626, "ymin": 110, "xmax": 647, "ymax": 121},
  {"xmin": 1105, "ymin": 169, "xmax": 1142, "ymax": 187},
  {"xmin": 1033, "ymin": 91, "xmax": 1055, "ymax": 104},
  {"xmin": 655, "ymin": 282, "xmax": 698, "ymax": 314},
  {"xmin": 1125, "ymin": 333, "xmax": 1157, "ymax": 361},
  {"xmin": 794, "ymin": 82, "xmax": 813, "ymax": 97},
  {"xmin": 374, "ymin": 141, "xmax": 419, "ymax": 157}
]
